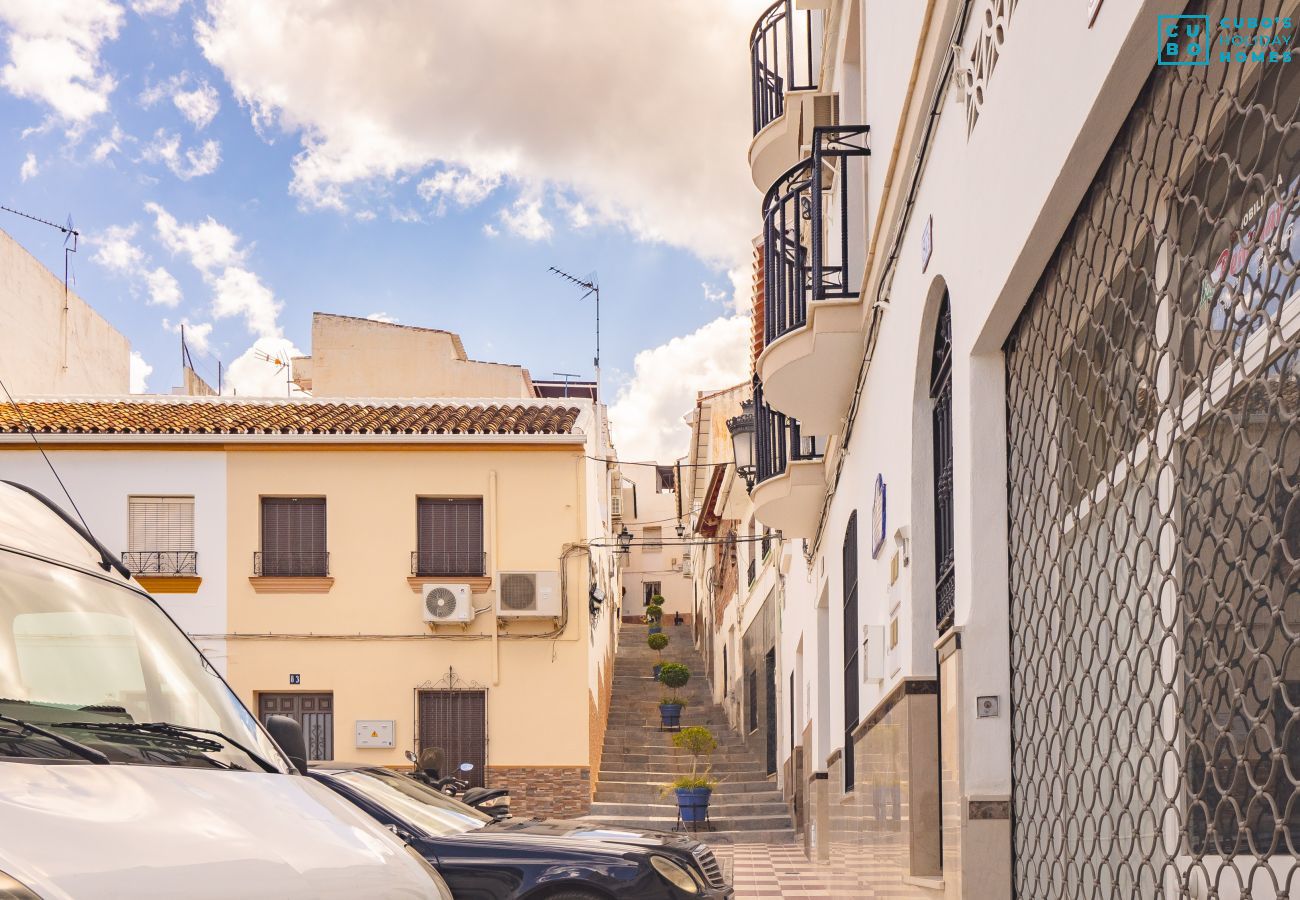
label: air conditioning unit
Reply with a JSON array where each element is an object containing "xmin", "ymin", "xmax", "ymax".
[
  {"xmin": 496, "ymin": 571, "xmax": 562, "ymax": 618},
  {"xmin": 422, "ymin": 583, "xmax": 473, "ymax": 624}
]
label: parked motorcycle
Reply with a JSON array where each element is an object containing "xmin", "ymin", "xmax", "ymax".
[{"xmin": 405, "ymin": 749, "xmax": 511, "ymax": 820}]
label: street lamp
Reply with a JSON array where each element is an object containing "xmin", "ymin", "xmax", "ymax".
[
  {"xmin": 616, "ymin": 524, "xmax": 633, "ymax": 554},
  {"xmin": 675, "ymin": 522, "xmax": 686, "ymax": 539},
  {"xmin": 727, "ymin": 399, "xmax": 756, "ymax": 491}
]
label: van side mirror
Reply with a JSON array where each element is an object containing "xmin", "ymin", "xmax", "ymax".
[{"xmin": 266, "ymin": 715, "xmax": 308, "ymax": 774}]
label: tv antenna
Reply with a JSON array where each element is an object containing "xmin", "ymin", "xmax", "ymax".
[
  {"xmin": 1, "ymin": 205, "xmax": 78, "ymax": 370},
  {"xmin": 253, "ymin": 346, "xmax": 294, "ymax": 398},
  {"xmin": 547, "ymin": 266, "xmax": 600, "ymax": 399},
  {"xmin": 552, "ymin": 372, "xmax": 583, "ymax": 399}
]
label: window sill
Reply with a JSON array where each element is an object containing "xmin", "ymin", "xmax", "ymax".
[
  {"xmin": 902, "ymin": 876, "xmax": 945, "ymax": 891},
  {"xmin": 249, "ymin": 576, "xmax": 335, "ymax": 594},
  {"xmin": 407, "ymin": 576, "xmax": 492, "ymax": 594},
  {"xmin": 136, "ymin": 575, "xmax": 202, "ymax": 594}
]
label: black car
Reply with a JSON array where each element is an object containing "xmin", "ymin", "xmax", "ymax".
[{"xmin": 310, "ymin": 764, "xmax": 732, "ymax": 899}]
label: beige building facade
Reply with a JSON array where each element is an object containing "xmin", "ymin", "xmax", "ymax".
[
  {"xmin": 614, "ymin": 462, "xmax": 693, "ymax": 624},
  {"xmin": 0, "ymin": 397, "xmax": 621, "ymax": 818}
]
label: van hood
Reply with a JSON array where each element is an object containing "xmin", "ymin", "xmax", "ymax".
[{"xmin": 0, "ymin": 762, "xmax": 439, "ymax": 899}]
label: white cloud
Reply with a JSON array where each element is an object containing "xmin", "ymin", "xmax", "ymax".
[
  {"xmin": 129, "ymin": 350, "xmax": 153, "ymax": 393},
  {"xmin": 164, "ymin": 317, "xmax": 212, "ymax": 354},
  {"xmin": 90, "ymin": 123, "xmax": 125, "ymax": 161},
  {"xmin": 143, "ymin": 265, "xmax": 181, "ymax": 306},
  {"xmin": 146, "ymin": 201, "xmax": 244, "ymax": 272},
  {"xmin": 173, "ymin": 80, "xmax": 219, "ymax": 129},
  {"xmin": 91, "ymin": 222, "xmax": 145, "ymax": 272},
  {"xmin": 146, "ymin": 202, "xmax": 282, "ymax": 339},
  {"xmin": 498, "ymin": 195, "xmax": 551, "ymax": 241},
  {"xmin": 141, "ymin": 128, "xmax": 221, "ymax": 179},
  {"xmin": 196, "ymin": 0, "xmax": 755, "ymax": 265},
  {"xmin": 18, "ymin": 152, "xmax": 37, "ymax": 181},
  {"xmin": 388, "ymin": 206, "xmax": 422, "ymax": 224},
  {"xmin": 353, "ymin": 209, "xmax": 376, "ymax": 222},
  {"xmin": 224, "ymin": 337, "xmax": 306, "ymax": 397},
  {"xmin": 130, "ymin": 0, "xmax": 183, "ymax": 16},
  {"xmin": 0, "ymin": 0, "xmax": 124, "ymax": 123},
  {"xmin": 366, "ymin": 312, "xmax": 397, "ymax": 323},
  {"xmin": 481, "ymin": 223, "xmax": 498, "ymax": 238},
  {"xmin": 417, "ymin": 167, "xmax": 501, "ymax": 213},
  {"xmin": 608, "ymin": 314, "xmax": 751, "ymax": 462}
]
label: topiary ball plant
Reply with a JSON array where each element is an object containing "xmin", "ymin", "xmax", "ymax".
[
  {"xmin": 658, "ymin": 662, "xmax": 690, "ymax": 690},
  {"xmin": 647, "ymin": 632, "xmax": 669, "ymax": 657}
]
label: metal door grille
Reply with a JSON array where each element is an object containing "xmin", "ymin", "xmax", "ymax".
[
  {"xmin": 931, "ymin": 293, "xmax": 956, "ymax": 631},
  {"xmin": 1006, "ymin": 6, "xmax": 1299, "ymax": 896},
  {"xmin": 418, "ymin": 689, "xmax": 486, "ymax": 789},
  {"xmin": 843, "ymin": 511, "xmax": 859, "ymax": 792}
]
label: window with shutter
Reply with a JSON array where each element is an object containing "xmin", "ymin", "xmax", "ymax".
[
  {"xmin": 259, "ymin": 497, "xmax": 327, "ymax": 576},
  {"xmin": 415, "ymin": 498, "xmax": 484, "ymax": 577},
  {"xmin": 126, "ymin": 496, "xmax": 196, "ymax": 574},
  {"xmin": 643, "ymin": 526, "xmax": 663, "ymax": 553}
]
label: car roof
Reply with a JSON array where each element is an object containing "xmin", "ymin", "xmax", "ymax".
[{"xmin": 0, "ymin": 481, "xmax": 131, "ymax": 581}]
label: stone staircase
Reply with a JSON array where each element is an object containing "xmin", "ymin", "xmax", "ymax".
[{"xmin": 584, "ymin": 623, "xmax": 795, "ymax": 844}]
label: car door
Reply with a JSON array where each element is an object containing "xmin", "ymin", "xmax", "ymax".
[{"xmin": 418, "ymin": 838, "xmax": 525, "ymax": 900}]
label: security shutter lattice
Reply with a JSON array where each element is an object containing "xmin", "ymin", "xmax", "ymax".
[
  {"xmin": 418, "ymin": 690, "xmax": 486, "ymax": 789},
  {"xmin": 1005, "ymin": 5, "xmax": 1299, "ymax": 896},
  {"xmin": 416, "ymin": 498, "xmax": 484, "ymax": 576}
]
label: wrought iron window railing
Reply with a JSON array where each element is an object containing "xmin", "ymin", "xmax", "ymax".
[
  {"xmin": 410, "ymin": 550, "xmax": 487, "ymax": 578},
  {"xmin": 253, "ymin": 551, "xmax": 329, "ymax": 577},
  {"xmin": 754, "ymin": 377, "xmax": 823, "ymax": 487},
  {"xmin": 763, "ymin": 126, "xmax": 870, "ymax": 349},
  {"xmin": 122, "ymin": 550, "xmax": 197, "ymax": 575},
  {"xmin": 749, "ymin": 0, "xmax": 824, "ymax": 135}
]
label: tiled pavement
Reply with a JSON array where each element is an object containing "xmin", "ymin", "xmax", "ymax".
[{"xmin": 712, "ymin": 843, "xmax": 875, "ymax": 899}]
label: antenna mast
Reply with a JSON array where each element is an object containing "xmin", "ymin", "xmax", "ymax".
[{"xmin": 547, "ymin": 266, "xmax": 601, "ymax": 400}]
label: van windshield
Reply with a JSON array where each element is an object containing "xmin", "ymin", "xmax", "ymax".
[{"xmin": 0, "ymin": 549, "xmax": 286, "ymax": 773}]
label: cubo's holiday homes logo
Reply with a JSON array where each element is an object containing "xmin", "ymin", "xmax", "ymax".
[{"xmin": 1159, "ymin": 14, "xmax": 1294, "ymax": 66}]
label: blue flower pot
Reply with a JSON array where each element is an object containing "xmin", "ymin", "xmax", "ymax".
[
  {"xmin": 659, "ymin": 703, "xmax": 682, "ymax": 727},
  {"xmin": 648, "ymin": 625, "xmax": 663, "ymax": 635},
  {"xmin": 675, "ymin": 787, "xmax": 711, "ymax": 823},
  {"xmin": 652, "ymin": 664, "xmax": 663, "ymax": 680}
]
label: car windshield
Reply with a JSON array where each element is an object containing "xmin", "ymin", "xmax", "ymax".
[
  {"xmin": 0, "ymin": 548, "xmax": 286, "ymax": 772},
  {"xmin": 334, "ymin": 769, "xmax": 492, "ymax": 837}
]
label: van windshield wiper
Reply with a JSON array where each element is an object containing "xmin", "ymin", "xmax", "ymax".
[
  {"xmin": 54, "ymin": 721, "xmax": 279, "ymax": 773},
  {"xmin": 0, "ymin": 714, "xmax": 111, "ymax": 764}
]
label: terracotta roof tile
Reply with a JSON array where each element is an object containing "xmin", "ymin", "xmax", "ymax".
[{"xmin": 0, "ymin": 400, "xmax": 582, "ymax": 436}]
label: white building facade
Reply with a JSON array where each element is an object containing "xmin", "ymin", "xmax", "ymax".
[{"xmin": 734, "ymin": 0, "xmax": 1299, "ymax": 897}]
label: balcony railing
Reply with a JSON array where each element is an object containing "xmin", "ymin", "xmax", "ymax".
[
  {"xmin": 754, "ymin": 377, "xmax": 824, "ymax": 487},
  {"xmin": 254, "ymin": 551, "xmax": 329, "ymax": 577},
  {"xmin": 410, "ymin": 550, "xmax": 487, "ymax": 578},
  {"xmin": 750, "ymin": 0, "xmax": 825, "ymax": 135},
  {"xmin": 122, "ymin": 550, "xmax": 197, "ymax": 575},
  {"xmin": 762, "ymin": 126, "xmax": 870, "ymax": 349}
]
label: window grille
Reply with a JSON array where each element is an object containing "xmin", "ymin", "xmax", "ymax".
[
  {"xmin": 842, "ymin": 511, "xmax": 859, "ymax": 792},
  {"xmin": 1005, "ymin": 8, "xmax": 1299, "ymax": 896},
  {"xmin": 126, "ymin": 496, "xmax": 196, "ymax": 574}
]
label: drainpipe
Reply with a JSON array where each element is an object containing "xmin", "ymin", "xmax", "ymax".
[{"xmin": 490, "ymin": 469, "xmax": 500, "ymax": 686}]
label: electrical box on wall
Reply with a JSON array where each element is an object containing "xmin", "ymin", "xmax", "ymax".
[
  {"xmin": 862, "ymin": 624, "xmax": 886, "ymax": 683},
  {"xmin": 355, "ymin": 720, "xmax": 395, "ymax": 748}
]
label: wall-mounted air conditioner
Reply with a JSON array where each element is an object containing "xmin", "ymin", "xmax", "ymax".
[
  {"xmin": 422, "ymin": 584, "xmax": 473, "ymax": 624},
  {"xmin": 496, "ymin": 571, "xmax": 562, "ymax": 618}
]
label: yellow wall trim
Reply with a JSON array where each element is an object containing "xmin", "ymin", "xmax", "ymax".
[
  {"xmin": 136, "ymin": 575, "xmax": 202, "ymax": 594},
  {"xmin": 248, "ymin": 576, "xmax": 335, "ymax": 594},
  {"xmin": 408, "ymin": 575, "xmax": 493, "ymax": 594}
]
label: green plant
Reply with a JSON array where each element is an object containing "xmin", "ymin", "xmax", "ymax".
[
  {"xmin": 662, "ymin": 726, "xmax": 717, "ymax": 794},
  {"xmin": 647, "ymin": 632, "xmax": 669, "ymax": 659},
  {"xmin": 650, "ymin": 593, "xmax": 666, "ymax": 606},
  {"xmin": 659, "ymin": 695, "xmax": 688, "ymax": 707},
  {"xmin": 658, "ymin": 662, "xmax": 690, "ymax": 690},
  {"xmin": 667, "ymin": 774, "xmax": 717, "ymax": 790},
  {"xmin": 645, "ymin": 603, "xmax": 664, "ymax": 624}
]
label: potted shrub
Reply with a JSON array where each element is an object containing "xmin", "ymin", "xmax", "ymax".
[
  {"xmin": 646, "ymin": 603, "xmax": 664, "ymax": 635},
  {"xmin": 647, "ymin": 632, "xmax": 669, "ymax": 679},
  {"xmin": 666, "ymin": 726, "xmax": 717, "ymax": 828},
  {"xmin": 658, "ymin": 695, "xmax": 687, "ymax": 729},
  {"xmin": 658, "ymin": 662, "xmax": 690, "ymax": 692}
]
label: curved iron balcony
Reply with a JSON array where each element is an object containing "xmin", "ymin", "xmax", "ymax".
[
  {"xmin": 753, "ymin": 376, "xmax": 823, "ymax": 487},
  {"xmin": 750, "ymin": 0, "xmax": 824, "ymax": 135},
  {"xmin": 122, "ymin": 550, "xmax": 197, "ymax": 575},
  {"xmin": 762, "ymin": 126, "xmax": 870, "ymax": 350}
]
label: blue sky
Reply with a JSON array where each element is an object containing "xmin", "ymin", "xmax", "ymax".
[{"xmin": 0, "ymin": 0, "xmax": 759, "ymax": 460}]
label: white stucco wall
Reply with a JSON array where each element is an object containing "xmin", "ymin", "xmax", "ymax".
[
  {"xmin": 618, "ymin": 464, "xmax": 693, "ymax": 619},
  {"xmin": 0, "ymin": 229, "xmax": 131, "ymax": 396},
  {"xmin": 0, "ymin": 449, "xmax": 229, "ymax": 674}
]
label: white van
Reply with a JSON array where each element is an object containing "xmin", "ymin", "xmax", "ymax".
[{"xmin": 0, "ymin": 481, "xmax": 451, "ymax": 899}]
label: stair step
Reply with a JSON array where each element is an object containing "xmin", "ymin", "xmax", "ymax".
[
  {"xmin": 590, "ymin": 801, "xmax": 789, "ymax": 817},
  {"xmin": 581, "ymin": 813, "xmax": 794, "ymax": 830}
]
